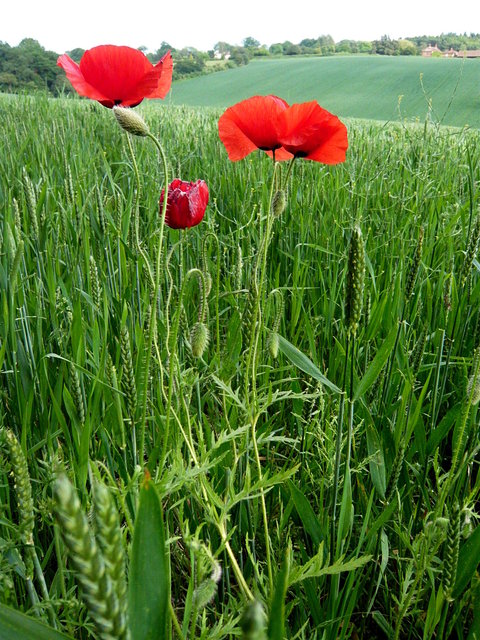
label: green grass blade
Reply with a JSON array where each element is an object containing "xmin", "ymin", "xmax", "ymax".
[
  {"xmin": 276, "ymin": 334, "xmax": 341, "ymax": 394},
  {"xmin": 128, "ymin": 473, "xmax": 169, "ymax": 640},
  {"xmin": 365, "ymin": 422, "xmax": 386, "ymax": 498},
  {"xmin": 288, "ymin": 480, "xmax": 325, "ymax": 547},
  {"xmin": 452, "ymin": 525, "xmax": 480, "ymax": 600},
  {"xmin": 267, "ymin": 543, "xmax": 291, "ymax": 640},
  {"xmin": 0, "ymin": 604, "xmax": 73, "ymax": 640},
  {"xmin": 353, "ymin": 322, "xmax": 398, "ymax": 401}
]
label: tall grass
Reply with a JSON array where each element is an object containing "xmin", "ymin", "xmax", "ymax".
[{"xmin": 1, "ymin": 93, "xmax": 480, "ymax": 639}]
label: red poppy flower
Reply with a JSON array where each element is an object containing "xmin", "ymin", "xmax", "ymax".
[
  {"xmin": 278, "ymin": 101, "xmax": 348, "ymax": 164},
  {"xmin": 160, "ymin": 179, "xmax": 209, "ymax": 229},
  {"xmin": 57, "ymin": 45, "xmax": 173, "ymax": 108},
  {"xmin": 218, "ymin": 95, "xmax": 293, "ymax": 161}
]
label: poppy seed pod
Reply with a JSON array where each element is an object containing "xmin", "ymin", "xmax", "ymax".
[{"xmin": 113, "ymin": 106, "xmax": 150, "ymax": 137}]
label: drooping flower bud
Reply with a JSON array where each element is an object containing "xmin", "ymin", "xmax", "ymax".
[
  {"xmin": 240, "ymin": 599, "xmax": 266, "ymax": 639},
  {"xmin": 190, "ymin": 322, "xmax": 209, "ymax": 358},
  {"xmin": 113, "ymin": 106, "xmax": 150, "ymax": 137},
  {"xmin": 272, "ymin": 189, "xmax": 287, "ymax": 217}
]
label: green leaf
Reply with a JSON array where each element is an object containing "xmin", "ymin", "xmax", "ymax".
[
  {"xmin": 288, "ymin": 480, "xmax": 324, "ymax": 547},
  {"xmin": 452, "ymin": 525, "xmax": 480, "ymax": 599},
  {"xmin": 365, "ymin": 422, "xmax": 386, "ymax": 498},
  {"xmin": 354, "ymin": 322, "xmax": 398, "ymax": 401},
  {"xmin": 337, "ymin": 467, "xmax": 353, "ymax": 545},
  {"xmin": 288, "ymin": 544, "xmax": 371, "ymax": 585},
  {"xmin": 267, "ymin": 543, "xmax": 291, "ymax": 640},
  {"xmin": 128, "ymin": 474, "xmax": 169, "ymax": 640},
  {"xmin": 0, "ymin": 604, "xmax": 72, "ymax": 640},
  {"xmin": 276, "ymin": 334, "xmax": 341, "ymax": 394}
]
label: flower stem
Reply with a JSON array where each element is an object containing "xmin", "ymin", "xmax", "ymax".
[{"xmin": 138, "ymin": 132, "xmax": 169, "ymax": 465}]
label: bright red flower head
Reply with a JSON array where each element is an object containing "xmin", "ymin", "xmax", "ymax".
[
  {"xmin": 218, "ymin": 95, "xmax": 293, "ymax": 161},
  {"xmin": 160, "ymin": 179, "xmax": 209, "ymax": 229},
  {"xmin": 57, "ymin": 45, "xmax": 173, "ymax": 108},
  {"xmin": 278, "ymin": 101, "xmax": 348, "ymax": 164}
]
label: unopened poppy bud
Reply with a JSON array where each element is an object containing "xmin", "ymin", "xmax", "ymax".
[
  {"xmin": 272, "ymin": 189, "xmax": 286, "ymax": 217},
  {"xmin": 113, "ymin": 106, "xmax": 150, "ymax": 137},
  {"xmin": 240, "ymin": 599, "xmax": 266, "ymax": 639},
  {"xmin": 190, "ymin": 322, "xmax": 209, "ymax": 358}
]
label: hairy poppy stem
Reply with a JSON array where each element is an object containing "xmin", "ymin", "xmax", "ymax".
[
  {"xmin": 282, "ymin": 157, "xmax": 296, "ymax": 190},
  {"xmin": 243, "ymin": 162, "xmax": 279, "ymax": 594},
  {"xmin": 137, "ymin": 132, "xmax": 169, "ymax": 466}
]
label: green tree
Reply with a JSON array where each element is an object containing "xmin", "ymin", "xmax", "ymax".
[
  {"xmin": 398, "ymin": 39, "xmax": 417, "ymax": 55},
  {"xmin": 231, "ymin": 47, "xmax": 250, "ymax": 65},
  {"xmin": 149, "ymin": 42, "xmax": 174, "ymax": 63},
  {"xmin": 213, "ymin": 41, "xmax": 232, "ymax": 58},
  {"xmin": 269, "ymin": 43, "xmax": 283, "ymax": 56},
  {"xmin": 243, "ymin": 37, "xmax": 260, "ymax": 49},
  {"xmin": 66, "ymin": 48, "xmax": 85, "ymax": 62}
]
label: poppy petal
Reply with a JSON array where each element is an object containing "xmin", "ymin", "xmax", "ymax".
[
  {"xmin": 148, "ymin": 52, "xmax": 174, "ymax": 99},
  {"xmin": 303, "ymin": 121, "xmax": 349, "ymax": 163},
  {"xmin": 57, "ymin": 54, "xmax": 109, "ymax": 103},
  {"xmin": 120, "ymin": 51, "xmax": 173, "ymax": 105},
  {"xmin": 218, "ymin": 95, "xmax": 290, "ymax": 161},
  {"xmin": 279, "ymin": 102, "xmax": 348, "ymax": 163},
  {"xmin": 79, "ymin": 45, "xmax": 152, "ymax": 106},
  {"xmin": 218, "ymin": 113, "xmax": 260, "ymax": 161},
  {"xmin": 58, "ymin": 45, "xmax": 173, "ymax": 108},
  {"xmin": 160, "ymin": 179, "xmax": 209, "ymax": 229}
]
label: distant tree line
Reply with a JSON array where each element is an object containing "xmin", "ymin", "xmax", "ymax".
[
  {"xmin": 0, "ymin": 38, "xmax": 65, "ymax": 94},
  {"xmin": 1, "ymin": 33, "xmax": 480, "ymax": 96}
]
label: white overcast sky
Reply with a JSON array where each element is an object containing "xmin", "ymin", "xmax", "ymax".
[{"xmin": 2, "ymin": 0, "xmax": 478, "ymax": 53}]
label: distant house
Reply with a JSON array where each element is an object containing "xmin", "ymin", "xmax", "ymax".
[
  {"xmin": 422, "ymin": 45, "xmax": 441, "ymax": 57},
  {"xmin": 213, "ymin": 50, "xmax": 231, "ymax": 60},
  {"xmin": 457, "ymin": 49, "xmax": 480, "ymax": 58},
  {"xmin": 443, "ymin": 48, "xmax": 458, "ymax": 58},
  {"xmin": 421, "ymin": 45, "xmax": 480, "ymax": 59}
]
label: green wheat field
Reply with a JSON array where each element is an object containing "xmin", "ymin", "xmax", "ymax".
[
  {"xmin": 1, "ymin": 62, "xmax": 480, "ymax": 640},
  {"xmin": 169, "ymin": 56, "xmax": 480, "ymax": 128}
]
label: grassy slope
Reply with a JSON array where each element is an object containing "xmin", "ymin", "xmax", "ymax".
[{"xmin": 167, "ymin": 55, "xmax": 480, "ymax": 128}]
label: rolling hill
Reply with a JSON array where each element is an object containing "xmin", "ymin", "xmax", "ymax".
[{"xmin": 166, "ymin": 55, "xmax": 480, "ymax": 128}]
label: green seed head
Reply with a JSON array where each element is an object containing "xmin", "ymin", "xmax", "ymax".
[
  {"xmin": 467, "ymin": 372, "xmax": 480, "ymax": 405},
  {"xmin": 268, "ymin": 331, "xmax": 279, "ymax": 359},
  {"xmin": 344, "ymin": 225, "xmax": 365, "ymax": 337},
  {"xmin": 54, "ymin": 474, "xmax": 123, "ymax": 640},
  {"xmin": 3, "ymin": 429, "xmax": 34, "ymax": 546}
]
